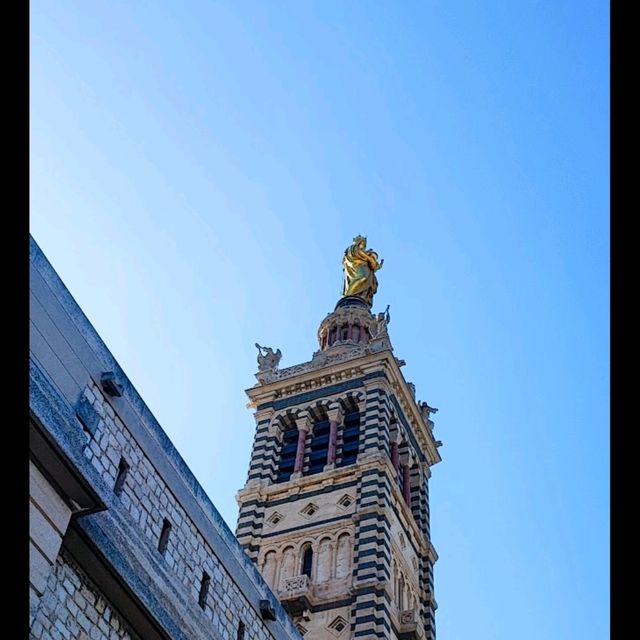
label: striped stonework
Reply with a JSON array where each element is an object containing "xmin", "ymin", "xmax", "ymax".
[
  {"xmin": 236, "ymin": 298, "xmax": 442, "ymax": 639},
  {"xmin": 359, "ymin": 382, "xmax": 393, "ymax": 459},
  {"xmin": 245, "ymin": 411, "xmax": 277, "ymax": 485}
]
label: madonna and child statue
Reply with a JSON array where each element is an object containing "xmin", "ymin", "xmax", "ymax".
[{"xmin": 342, "ymin": 235, "xmax": 384, "ymax": 306}]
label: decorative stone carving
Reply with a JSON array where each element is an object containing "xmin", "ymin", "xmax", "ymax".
[
  {"xmin": 399, "ymin": 608, "xmax": 426, "ymax": 639},
  {"xmin": 400, "ymin": 609, "xmax": 417, "ymax": 625},
  {"xmin": 254, "ymin": 298, "xmax": 396, "ymax": 385},
  {"xmin": 374, "ymin": 305, "xmax": 391, "ymax": 338},
  {"xmin": 255, "ymin": 343, "xmax": 283, "ymax": 384},
  {"xmin": 283, "ymin": 574, "xmax": 310, "ymax": 594},
  {"xmin": 256, "ymin": 347, "xmax": 370, "ymax": 385},
  {"xmin": 255, "ymin": 343, "xmax": 282, "ymax": 372},
  {"xmin": 328, "ymin": 615, "xmax": 348, "ymax": 636},
  {"xmin": 317, "ymin": 301, "xmax": 378, "ymax": 351},
  {"xmin": 418, "ymin": 401, "xmax": 438, "ymax": 419}
]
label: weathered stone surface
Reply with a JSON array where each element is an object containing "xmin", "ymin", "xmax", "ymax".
[
  {"xmin": 29, "ymin": 236, "xmax": 301, "ymax": 640},
  {"xmin": 31, "ymin": 552, "xmax": 133, "ymax": 640}
]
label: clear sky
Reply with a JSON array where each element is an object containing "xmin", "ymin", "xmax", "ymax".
[{"xmin": 30, "ymin": 2, "xmax": 609, "ymax": 638}]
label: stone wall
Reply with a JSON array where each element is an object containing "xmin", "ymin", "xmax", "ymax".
[
  {"xmin": 29, "ymin": 235, "xmax": 301, "ymax": 640},
  {"xmin": 31, "ymin": 550, "xmax": 135, "ymax": 640},
  {"xmin": 78, "ymin": 378, "xmax": 278, "ymax": 640},
  {"xmin": 30, "ymin": 461, "xmax": 73, "ymax": 625}
]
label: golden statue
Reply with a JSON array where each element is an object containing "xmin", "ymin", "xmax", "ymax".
[{"xmin": 342, "ymin": 235, "xmax": 384, "ymax": 306}]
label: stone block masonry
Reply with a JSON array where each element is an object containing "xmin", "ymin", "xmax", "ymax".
[
  {"xmin": 29, "ymin": 234, "xmax": 301, "ymax": 640},
  {"xmin": 31, "ymin": 551, "xmax": 134, "ymax": 640}
]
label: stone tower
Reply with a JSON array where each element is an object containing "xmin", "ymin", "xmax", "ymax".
[{"xmin": 236, "ymin": 238, "xmax": 442, "ymax": 640}]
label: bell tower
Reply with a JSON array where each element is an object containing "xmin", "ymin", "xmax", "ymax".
[{"xmin": 236, "ymin": 237, "xmax": 442, "ymax": 639}]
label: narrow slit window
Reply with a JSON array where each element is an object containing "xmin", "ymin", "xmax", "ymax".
[
  {"xmin": 113, "ymin": 457, "xmax": 130, "ymax": 496},
  {"xmin": 301, "ymin": 546, "xmax": 313, "ymax": 578},
  {"xmin": 158, "ymin": 518, "xmax": 172, "ymax": 555},
  {"xmin": 237, "ymin": 621, "xmax": 246, "ymax": 640},
  {"xmin": 198, "ymin": 571, "xmax": 210, "ymax": 609}
]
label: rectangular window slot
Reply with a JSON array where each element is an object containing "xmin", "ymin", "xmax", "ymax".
[
  {"xmin": 158, "ymin": 518, "xmax": 172, "ymax": 555},
  {"xmin": 198, "ymin": 571, "xmax": 210, "ymax": 609},
  {"xmin": 113, "ymin": 457, "xmax": 130, "ymax": 496}
]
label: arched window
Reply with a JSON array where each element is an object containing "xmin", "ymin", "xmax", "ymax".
[
  {"xmin": 301, "ymin": 544, "xmax": 313, "ymax": 578},
  {"xmin": 276, "ymin": 417, "xmax": 299, "ymax": 483},
  {"xmin": 308, "ymin": 417, "xmax": 330, "ymax": 476},
  {"xmin": 338, "ymin": 398, "xmax": 361, "ymax": 467}
]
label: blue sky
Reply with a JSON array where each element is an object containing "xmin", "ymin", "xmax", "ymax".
[{"xmin": 30, "ymin": 2, "xmax": 609, "ymax": 638}]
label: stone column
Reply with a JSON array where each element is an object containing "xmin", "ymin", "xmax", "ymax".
[
  {"xmin": 274, "ymin": 550, "xmax": 282, "ymax": 594},
  {"xmin": 292, "ymin": 416, "xmax": 312, "ymax": 479},
  {"xmin": 324, "ymin": 407, "xmax": 343, "ymax": 471},
  {"xmin": 402, "ymin": 464, "xmax": 411, "ymax": 505}
]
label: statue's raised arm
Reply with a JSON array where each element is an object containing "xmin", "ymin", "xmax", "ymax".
[{"xmin": 342, "ymin": 235, "xmax": 384, "ymax": 306}]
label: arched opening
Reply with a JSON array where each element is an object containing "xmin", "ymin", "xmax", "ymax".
[
  {"xmin": 307, "ymin": 404, "xmax": 330, "ymax": 476},
  {"xmin": 338, "ymin": 395, "xmax": 361, "ymax": 467},
  {"xmin": 276, "ymin": 414, "xmax": 299, "ymax": 483},
  {"xmin": 301, "ymin": 544, "xmax": 313, "ymax": 578}
]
